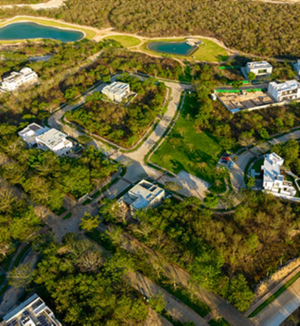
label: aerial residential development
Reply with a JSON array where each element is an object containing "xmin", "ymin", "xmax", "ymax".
[{"xmin": 2, "ymin": 2, "xmax": 300, "ymax": 326}]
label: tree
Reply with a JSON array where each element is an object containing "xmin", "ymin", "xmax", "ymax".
[
  {"xmin": 259, "ymin": 128, "xmax": 269, "ymax": 140},
  {"xmin": 8, "ymin": 263, "xmax": 33, "ymax": 288},
  {"xmin": 149, "ymin": 292, "xmax": 167, "ymax": 314},
  {"xmin": 239, "ymin": 131, "xmax": 255, "ymax": 149},
  {"xmin": 177, "ymin": 127, "xmax": 187, "ymax": 137},
  {"xmin": 246, "ymin": 177, "xmax": 255, "ymax": 189},
  {"xmin": 169, "ymin": 137, "xmax": 181, "ymax": 149},
  {"xmin": 247, "ymin": 72, "xmax": 256, "ymax": 84},
  {"xmin": 227, "ymin": 274, "xmax": 254, "ymax": 311},
  {"xmin": 204, "ymin": 192, "xmax": 219, "ymax": 208},
  {"xmin": 232, "ymin": 80, "xmax": 244, "ymax": 89},
  {"xmin": 80, "ymin": 212, "xmax": 99, "ymax": 232}
]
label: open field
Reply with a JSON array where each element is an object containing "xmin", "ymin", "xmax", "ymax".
[
  {"xmin": 151, "ymin": 93, "xmax": 227, "ymax": 192},
  {"xmin": 0, "ymin": 16, "xmax": 96, "ymax": 40},
  {"xmin": 141, "ymin": 38, "xmax": 228, "ymax": 62},
  {"xmin": 103, "ymin": 35, "xmax": 141, "ymax": 47}
]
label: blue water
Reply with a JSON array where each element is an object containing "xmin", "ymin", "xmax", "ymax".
[
  {"xmin": 0, "ymin": 22, "xmax": 84, "ymax": 42},
  {"xmin": 147, "ymin": 41, "xmax": 197, "ymax": 56}
]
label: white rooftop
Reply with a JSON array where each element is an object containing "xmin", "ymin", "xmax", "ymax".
[
  {"xmin": 18, "ymin": 123, "xmax": 47, "ymax": 136},
  {"xmin": 36, "ymin": 128, "xmax": 69, "ymax": 149},
  {"xmin": 103, "ymin": 82, "xmax": 129, "ymax": 96},
  {"xmin": 247, "ymin": 61, "xmax": 272, "ymax": 69},
  {"xmin": 269, "ymin": 80, "xmax": 300, "ymax": 91},
  {"xmin": 263, "ymin": 153, "xmax": 284, "ymax": 183}
]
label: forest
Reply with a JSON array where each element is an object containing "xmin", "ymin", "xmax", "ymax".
[
  {"xmin": 2, "ymin": 0, "xmax": 300, "ymax": 57},
  {"xmin": 0, "ymin": 124, "xmax": 118, "ymax": 211},
  {"xmin": 120, "ymin": 193, "xmax": 300, "ymax": 311},
  {"xmin": 65, "ymin": 74, "xmax": 167, "ymax": 147}
]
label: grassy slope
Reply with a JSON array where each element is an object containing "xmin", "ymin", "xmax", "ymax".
[
  {"xmin": 141, "ymin": 38, "xmax": 228, "ymax": 62},
  {"xmin": 151, "ymin": 94, "xmax": 225, "ymax": 191},
  {"xmin": 0, "ymin": 17, "xmax": 96, "ymax": 40},
  {"xmin": 103, "ymin": 35, "xmax": 141, "ymax": 47}
]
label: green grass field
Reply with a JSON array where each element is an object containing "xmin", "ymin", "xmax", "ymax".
[
  {"xmin": 0, "ymin": 17, "xmax": 96, "ymax": 40},
  {"xmin": 103, "ymin": 35, "xmax": 141, "ymax": 47},
  {"xmin": 209, "ymin": 318, "xmax": 231, "ymax": 326},
  {"xmin": 151, "ymin": 93, "xmax": 227, "ymax": 192},
  {"xmin": 141, "ymin": 38, "xmax": 228, "ymax": 62}
]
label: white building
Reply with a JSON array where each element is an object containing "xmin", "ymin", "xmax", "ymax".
[
  {"xmin": 0, "ymin": 67, "xmax": 38, "ymax": 92},
  {"xmin": 102, "ymin": 82, "xmax": 130, "ymax": 103},
  {"xmin": 293, "ymin": 59, "xmax": 300, "ymax": 76},
  {"xmin": 268, "ymin": 80, "xmax": 300, "ymax": 102},
  {"xmin": 1, "ymin": 293, "xmax": 61, "ymax": 326},
  {"xmin": 118, "ymin": 179, "xmax": 165, "ymax": 216},
  {"xmin": 262, "ymin": 153, "xmax": 296, "ymax": 197},
  {"xmin": 18, "ymin": 123, "xmax": 73, "ymax": 156},
  {"xmin": 245, "ymin": 61, "xmax": 273, "ymax": 77}
]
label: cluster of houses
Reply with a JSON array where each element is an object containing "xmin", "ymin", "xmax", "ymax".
[{"xmin": 0, "ymin": 294, "xmax": 61, "ymax": 326}]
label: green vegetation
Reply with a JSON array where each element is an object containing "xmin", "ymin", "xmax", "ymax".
[
  {"xmin": 151, "ymin": 93, "xmax": 227, "ymax": 192},
  {"xmin": 249, "ymin": 272, "xmax": 300, "ymax": 318},
  {"xmin": 209, "ymin": 318, "xmax": 231, "ymax": 326},
  {"xmin": 103, "ymin": 35, "xmax": 141, "ymax": 47},
  {"xmin": 53, "ymin": 207, "xmax": 67, "ymax": 216},
  {"xmin": 63, "ymin": 212, "xmax": 72, "ymax": 220},
  {"xmin": 66, "ymin": 74, "xmax": 167, "ymax": 148},
  {"xmin": 86, "ymin": 229, "xmax": 117, "ymax": 253},
  {"xmin": 13, "ymin": 244, "xmax": 31, "ymax": 268},
  {"xmin": 0, "ymin": 273, "xmax": 6, "ymax": 287},
  {"xmin": 252, "ymin": 159, "xmax": 264, "ymax": 174}
]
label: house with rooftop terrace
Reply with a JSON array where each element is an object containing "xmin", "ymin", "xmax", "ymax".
[
  {"xmin": 262, "ymin": 153, "xmax": 296, "ymax": 197},
  {"xmin": 1, "ymin": 293, "xmax": 61, "ymax": 326},
  {"xmin": 245, "ymin": 61, "xmax": 273, "ymax": 77},
  {"xmin": 268, "ymin": 80, "xmax": 300, "ymax": 102},
  {"xmin": 18, "ymin": 123, "xmax": 73, "ymax": 156},
  {"xmin": 0, "ymin": 67, "xmax": 38, "ymax": 92},
  {"xmin": 102, "ymin": 81, "xmax": 130, "ymax": 103},
  {"xmin": 118, "ymin": 179, "xmax": 165, "ymax": 216}
]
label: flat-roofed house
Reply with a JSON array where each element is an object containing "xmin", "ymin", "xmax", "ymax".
[
  {"xmin": 18, "ymin": 123, "xmax": 73, "ymax": 156},
  {"xmin": 18, "ymin": 123, "xmax": 48, "ymax": 148},
  {"xmin": 102, "ymin": 82, "xmax": 130, "ymax": 103},
  {"xmin": 36, "ymin": 128, "xmax": 73, "ymax": 156},
  {"xmin": 245, "ymin": 61, "xmax": 273, "ymax": 76},
  {"xmin": 118, "ymin": 179, "xmax": 165, "ymax": 216},
  {"xmin": 0, "ymin": 67, "xmax": 38, "ymax": 92},
  {"xmin": 262, "ymin": 153, "xmax": 296, "ymax": 197},
  {"xmin": 1, "ymin": 293, "xmax": 61, "ymax": 326},
  {"xmin": 268, "ymin": 80, "xmax": 300, "ymax": 102}
]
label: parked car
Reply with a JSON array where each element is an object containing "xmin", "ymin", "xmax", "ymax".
[
  {"xmin": 221, "ymin": 159, "xmax": 228, "ymax": 164},
  {"xmin": 221, "ymin": 156, "xmax": 230, "ymax": 161},
  {"xmin": 232, "ymin": 156, "xmax": 238, "ymax": 162},
  {"xmin": 229, "ymin": 161, "xmax": 234, "ymax": 168}
]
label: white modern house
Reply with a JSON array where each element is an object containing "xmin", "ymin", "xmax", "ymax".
[
  {"xmin": 118, "ymin": 179, "xmax": 165, "ymax": 216},
  {"xmin": 262, "ymin": 153, "xmax": 296, "ymax": 197},
  {"xmin": 0, "ymin": 67, "xmax": 38, "ymax": 92},
  {"xmin": 1, "ymin": 293, "xmax": 61, "ymax": 326},
  {"xmin": 293, "ymin": 59, "xmax": 300, "ymax": 76},
  {"xmin": 18, "ymin": 123, "xmax": 73, "ymax": 156},
  {"xmin": 102, "ymin": 82, "xmax": 130, "ymax": 103},
  {"xmin": 267, "ymin": 80, "xmax": 300, "ymax": 102},
  {"xmin": 245, "ymin": 61, "xmax": 273, "ymax": 76}
]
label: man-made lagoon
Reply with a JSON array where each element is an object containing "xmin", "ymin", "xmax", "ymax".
[
  {"xmin": 0, "ymin": 22, "xmax": 84, "ymax": 42},
  {"xmin": 147, "ymin": 41, "xmax": 198, "ymax": 56}
]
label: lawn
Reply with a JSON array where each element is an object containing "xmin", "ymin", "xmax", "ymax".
[
  {"xmin": 63, "ymin": 212, "xmax": 72, "ymax": 220},
  {"xmin": 102, "ymin": 35, "xmax": 141, "ymax": 47},
  {"xmin": 0, "ymin": 17, "xmax": 96, "ymax": 40},
  {"xmin": 209, "ymin": 318, "xmax": 231, "ymax": 326},
  {"xmin": 151, "ymin": 93, "xmax": 227, "ymax": 192},
  {"xmin": 249, "ymin": 271, "xmax": 300, "ymax": 318},
  {"xmin": 140, "ymin": 38, "xmax": 228, "ymax": 62},
  {"xmin": 252, "ymin": 158, "xmax": 264, "ymax": 174}
]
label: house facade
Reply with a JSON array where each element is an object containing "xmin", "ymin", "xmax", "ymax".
[
  {"xmin": 102, "ymin": 82, "xmax": 130, "ymax": 102},
  {"xmin": 267, "ymin": 80, "xmax": 300, "ymax": 102},
  {"xmin": 1, "ymin": 293, "xmax": 61, "ymax": 326},
  {"xmin": 118, "ymin": 179, "xmax": 165, "ymax": 216},
  {"xmin": 245, "ymin": 61, "xmax": 273, "ymax": 76},
  {"xmin": 262, "ymin": 153, "xmax": 296, "ymax": 197},
  {"xmin": 18, "ymin": 123, "xmax": 73, "ymax": 156},
  {"xmin": 0, "ymin": 67, "xmax": 38, "ymax": 92}
]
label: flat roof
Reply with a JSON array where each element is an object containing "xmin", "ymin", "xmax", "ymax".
[
  {"xmin": 102, "ymin": 82, "xmax": 129, "ymax": 96},
  {"xmin": 36, "ymin": 128, "xmax": 68, "ymax": 149},
  {"xmin": 247, "ymin": 61, "xmax": 272, "ymax": 69},
  {"xmin": 269, "ymin": 80, "xmax": 300, "ymax": 91},
  {"xmin": 263, "ymin": 153, "xmax": 284, "ymax": 183}
]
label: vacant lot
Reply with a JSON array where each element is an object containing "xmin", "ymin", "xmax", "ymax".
[{"xmin": 151, "ymin": 94, "xmax": 227, "ymax": 192}]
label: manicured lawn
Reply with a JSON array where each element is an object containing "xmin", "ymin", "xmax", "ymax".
[
  {"xmin": 63, "ymin": 212, "xmax": 72, "ymax": 220},
  {"xmin": 103, "ymin": 35, "xmax": 141, "ymax": 47},
  {"xmin": 151, "ymin": 93, "xmax": 227, "ymax": 192},
  {"xmin": 252, "ymin": 158, "xmax": 264, "ymax": 174},
  {"xmin": 141, "ymin": 38, "xmax": 228, "ymax": 62},
  {"xmin": 209, "ymin": 318, "xmax": 231, "ymax": 326},
  {"xmin": 249, "ymin": 271, "xmax": 300, "ymax": 318},
  {"xmin": 0, "ymin": 17, "xmax": 96, "ymax": 40}
]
